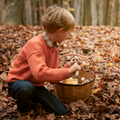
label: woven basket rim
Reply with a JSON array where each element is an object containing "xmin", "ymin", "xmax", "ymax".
[{"xmin": 57, "ymin": 77, "xmax": 95, "ymax": 86}]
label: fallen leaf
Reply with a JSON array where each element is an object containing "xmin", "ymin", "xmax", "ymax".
[
  {"xmin": 92, "ymin": 87, "xmax": 101, "ymax": 94},
  {"xmin": 47, "ymin": 113, "xmax": 55, "ymax": 120},
  {"xmin": 0, "ymin": 82, "xmax": 3, "ymax": 93},
  {"xmin": 0, "ymin": 72, "xmax": 7, "ymax": 80}
]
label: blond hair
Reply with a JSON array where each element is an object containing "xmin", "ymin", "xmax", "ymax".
[{"xmin": 42, "ymin": 5, "xmax": 75, "ymax": 33}]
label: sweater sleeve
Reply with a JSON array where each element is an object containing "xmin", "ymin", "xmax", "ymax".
[
  {"xmin": 27, "ymin": 52, "xmax": 70, "ymax": 83},
  {"xmin": 63, "ymin": 63, "xmax": 70, "ymax": 68}
]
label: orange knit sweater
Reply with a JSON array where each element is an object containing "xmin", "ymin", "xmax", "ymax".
[{"xmin": 6, "ymin": 34, "xmax": 69, "ymax": 86}]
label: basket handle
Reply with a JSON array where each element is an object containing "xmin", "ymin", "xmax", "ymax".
[{"xmin": 59, "ymin": 53, "xmax": 96, "ymax": 78}]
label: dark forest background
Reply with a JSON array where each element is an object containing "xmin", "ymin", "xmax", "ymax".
[{"xmin": 0, "ymin": 0, "xmax": 120, "ymax": 26}]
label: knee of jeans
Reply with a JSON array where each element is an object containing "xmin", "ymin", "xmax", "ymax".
[{"xmin": 20, "ymin": 82, "xmax": 35, "ymax": 96}]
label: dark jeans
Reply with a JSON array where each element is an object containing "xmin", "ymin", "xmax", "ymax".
[{"xmin": 8, "ymin": 80, "xmax": 67, "ymax": 115}]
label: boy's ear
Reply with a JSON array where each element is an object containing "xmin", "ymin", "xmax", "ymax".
[{"xmin": 58, "ymin": 28, "xmax": 64, "ymax": 35}]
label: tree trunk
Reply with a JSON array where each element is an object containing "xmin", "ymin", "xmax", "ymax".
[
  {"xmin": 79, "ymin": 0, "xmax": 85, "ymax": 26},
  {"xmin": 117, "ymin": 0, "xmax": 120, "ymax": 26},
  {"xmin": 98, "ymin": 0, "xmax": 103, "ymax": 25},
  {"xmin": 74, "ymin": 0, "xmax": 80, "ymax": 25},
  {"xmin": 37, "ymin": 0, "xmax": 40, "ymax": 25},
  {"xmin": 53, "ymin": 0, "xmax": 58, "ymax": 4},
  {"xmin": 91, "ymin": 0, "xmax": 98, "ymax": 25},
  {"xmin": 114, "ymin": 0, "xmax": 118, "ymax": 26},
  {"xmin": 85, "ymin": 0, "xmax": 91, "ymax": 26},
  {"xmin": 63, "ymin": 0, "xmax": 69, "ymax": 10},
  {"xmin": 24, "ymin": 0, "xmax": 33, "ymax": 26},
  {"xmin": 0, "ymin": 0, "xmax": 4, "ymax": 21},
  {"xmin": 103, "ymin": 0, "xmax": 109, "ymax": 25},
  {"xmin": 46, "ymin": 0, "xmax": 53, "ymax": 8},
  {"xmin": 1, "ymin": 0, "xmax": 24, "ymax": 25},
  {"xmin": 108, "ymin": 0, "xmax": 112, "ymax": 25},
  {"xmin": 69, "ymin": 0, "xmax": 74, "ymax": 17},
  {"xmin": 110, "ymin": 0, "xmax": 116, "ymax": 26}
]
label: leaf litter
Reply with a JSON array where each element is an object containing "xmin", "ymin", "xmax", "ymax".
[{"xmin": 0, "ymin": 24, "xmax": 120, "ymax": 119}]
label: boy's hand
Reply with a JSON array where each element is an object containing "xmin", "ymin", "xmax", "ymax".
[
  {"xmin": 68, "ymin": 56, "xmax": 79, "ymax": 67},
  {"xmin": 68, "ymin": 62, "xmax": 81, "ymax": 77},
  {"xmin": 67, "ymin": 60, "xmax": 74, "ymax": 67}
]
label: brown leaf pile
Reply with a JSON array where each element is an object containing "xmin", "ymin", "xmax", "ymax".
[{"xmin": 0, "ymin": 24, "xmax": 120, "ymax": 120}]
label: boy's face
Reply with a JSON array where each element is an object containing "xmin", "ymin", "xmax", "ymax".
[{"xmin": 56, "ymin": 28, "xmax": 71, "ymax": 43}]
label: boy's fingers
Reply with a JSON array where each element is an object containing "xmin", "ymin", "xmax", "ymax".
[
  {"xmin": 68, "ymin": 61, "xmax": 74, "ymax": 67},
  {"xmin": 78, "ymin": 66, "xmax": 81, "ymax": 70},
  {"xmin": 74, "ymin": 56, "xmax": 79, "ymax": 59},
  {"xmin": 70, "ymin": 61, "xmax": 74, "ymax": 64},
  {"xmin": 73, "ymin": 63, "xmax": 81, "ymax": 70}
]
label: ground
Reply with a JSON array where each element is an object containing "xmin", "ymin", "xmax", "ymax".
[{"xmin": 0, "ymin": 24, "xmax": 120, "ymax": 120}]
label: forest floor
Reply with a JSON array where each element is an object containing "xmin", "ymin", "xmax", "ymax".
[{"xmin": 0, "ymin": 24, "xmax": 120, "ymax": 120}]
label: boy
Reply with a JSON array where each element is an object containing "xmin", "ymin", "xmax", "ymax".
[{"xmin": 6, "ymin": 5, "xmax": 81, "ymax": 119}]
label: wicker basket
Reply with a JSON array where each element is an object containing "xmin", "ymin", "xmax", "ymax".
[{"xmin": 54, "ymin": 54, "xmax": 95, "ymax": 103}]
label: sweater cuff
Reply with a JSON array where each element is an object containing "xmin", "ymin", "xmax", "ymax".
[{"xmin": 61, "ymin": 68, "xmax": 70, "ymax": 79}]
